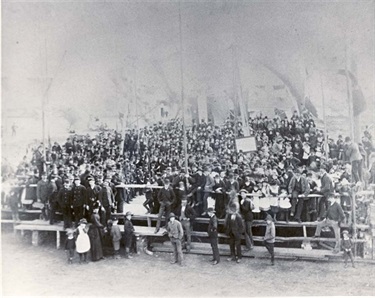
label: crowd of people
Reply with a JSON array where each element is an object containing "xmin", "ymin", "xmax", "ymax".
[{"xmin": 1, "ymin": 110, "xmax": 374, "ymax": 265}]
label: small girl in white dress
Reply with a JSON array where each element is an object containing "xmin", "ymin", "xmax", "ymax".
[{"xmin": 76, "ymin": 218, "xmax": 91, "ymax": 263}]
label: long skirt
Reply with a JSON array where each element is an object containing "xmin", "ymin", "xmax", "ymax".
[{"xmin": 88, "ymin": 227, "xmax": 103, "ymax": 261}]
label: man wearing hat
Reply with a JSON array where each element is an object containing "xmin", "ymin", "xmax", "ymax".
[
  {"xmin": 57, "ymin": 179, "xmax": 73, "ymax": 229},
  {"xmin": 264, "ymin": 214, "xmax": 276, "ymax": 265},
  {"xmin": 224, "ymin": 207, "xmax": 244, "ymax": 263},
  {"xmin": 155, "ymin": 178, "xmax": 176, "ymax": 233},
  {"xmin": 166, "ymin": 212, "xmax": 184, "ymax": 266},
  {"xmin": 313, "ymin": 194, "xmax": 345, "ymax": 253},
  {"xmin": 123, "ymin": 212, "xmax": 135, "ymax": 259},
  {"xmin": 207, "ymin": 207, "xmax": 220, "ymax": 265}
]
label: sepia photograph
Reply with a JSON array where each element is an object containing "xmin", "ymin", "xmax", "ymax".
[{"xmin": 1, "ymin": 0, "xmax": 375, "ymax": 296}]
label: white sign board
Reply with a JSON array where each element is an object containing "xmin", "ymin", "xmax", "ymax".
[{"xmin": 235, "ymin": 136, "xmax": 257, "ymax": 152}]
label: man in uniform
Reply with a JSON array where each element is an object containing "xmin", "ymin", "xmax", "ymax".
[
  {"xmin": 85, "ymin": 176, "xmax": 101, "ymax": 221},
  {"xmin": 57, "ymin": 179, "xmax": 73, "ymax": 229},
  {"xmin": 71, "ymin": 177, "xmax": 87, "ymax": 226}
]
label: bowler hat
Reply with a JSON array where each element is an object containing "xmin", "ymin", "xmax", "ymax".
[
  {"xmin": 169, "ymin": 212, "xmax": 176, "ymax": 219},
  {"xmin": 125, "ymin": 211, "xmax": 133, "ymax": 216},
  {"xmin": 207, "ymin": 207, "xmax": 215, "ymax": 213}
]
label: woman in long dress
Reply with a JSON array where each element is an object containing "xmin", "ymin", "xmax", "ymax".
[
  {"xmin": 76, "ymin": 218, "xmax": 91, "ymax": 263},
  {"xmin": 88, "ymin": 207, "xmax": 104, "ymax": 261}
]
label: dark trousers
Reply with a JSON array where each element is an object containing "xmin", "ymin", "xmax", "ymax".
[
  {"xmin": 156, "ymin": 203, "xmax": 171, "ymax": 230},
  {"xmin": 210, "ymin": 236, "xmax": 220, "ymax": 262},
  {"xmin": 264, "ymin": 241, "xmax": 274, "ymax": 264},
  {"xmin": 62, "ymin": 207, "xmax": 72, "ymax": 229},
  {"xmin": 244, "ymin": 220, "xmax": 254, "ymax": 249},
  {"xmin": 344, "ymin": 249, "xmax": 355, "ymax": 266},
  {"xmin": 291, "ymin": 191, "xmax": 305, "ymax": 221},
  {"xmin": 181, "ymin": 220, "xmax": 191, "ymax": 250},
  {"xmin": 49, "ymin": 202, "xmax": 57, "ymax": 224},
  {"xmin": 73, "ymin": 206, "xmax": 84, "ymax": 225},
  {"xmin": 318, "ymin": 196, "xmax": 328, "ymax": 220},
  {"xmin": 229, "ymin": 233, "xmax": 242, "ymax": 259},
  {"xmin": 100, "ymin": 206, "xmax": 111, "ymax": 226}
]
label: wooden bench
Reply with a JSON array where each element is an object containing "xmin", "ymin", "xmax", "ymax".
[{"xmin": 14, "ymin": 221, "xmax": 65, "ymax": 249}]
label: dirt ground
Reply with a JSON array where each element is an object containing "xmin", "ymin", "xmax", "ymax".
[{"xmin": 1, "ymin": 231, "xmax": 374, "ymax": 297}]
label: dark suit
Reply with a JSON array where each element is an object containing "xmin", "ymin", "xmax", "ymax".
[
  {"xmin": 288, "ymin": 176, "xmax": 310, "ymax": 221},
  {"xmin": 71, "ymin": 185, "xmax": 87, "ymax": 225},
  {"xmin": 225, "ymin": 213, "xmax": 244, "ymax": 260},
  {"xmin": 57, "ymin": 187, "xmax": 72, "ymax": 229},
  {"xmin": 98, "ymin": 186, "xmax": 114, "ymax": 225},
  {"xmin": 318, "ymin": 173, "xmax": 334, "ymax": 219},
  {"xmin": 208, "ymin": 214, "xmax": 220, "ymax": 262}
]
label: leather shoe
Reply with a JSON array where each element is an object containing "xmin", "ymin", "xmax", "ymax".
[
  {"xmin": 227, "ymin": 257, "xmax": 235, "ymax": 262},
  {"xmin": 236, "ymin": 259, "xmax": 241, "ymax": 264},
  {"xmin": 212, "ymin": 261, "xmax": 219, "ymax": 265},
  {"xmin": 170, "ymin": 260, "xmax": 177, "ymax": 264}
]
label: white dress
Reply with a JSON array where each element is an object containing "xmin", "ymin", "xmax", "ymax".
[{"xmin": 76, "ymin": 225, "xmax": 91, "ymax": 253}]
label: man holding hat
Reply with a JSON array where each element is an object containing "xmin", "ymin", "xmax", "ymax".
[
  {"xmin": 264, "ymin": 214, "xmax": 276, "ymax": 265},
  {"xmin": 166, "ymin": 212, "xmax": 184, "ymax": 266},
  {"xmin": 207, "ymin": 207, "xmax": 220, "ymax": 265},
  {"xmin": 313, "ymin": 194, "xmax": 345, "ymax": 253}
]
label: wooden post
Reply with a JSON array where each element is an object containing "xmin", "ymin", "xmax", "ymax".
[
  {"xmin": 31, "ymin": 230, "xmax": 39, "ymax": 246},
  {"xmin": 56, "ymin": 231, "xmax": 60, "ymax": 249},
  {"xmin": 351, "ymin": 188, "xmax": 357, "ymax": 257}
]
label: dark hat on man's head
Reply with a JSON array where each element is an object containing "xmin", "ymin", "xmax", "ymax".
[
  {"xmin": 207, "ymin": 207, "xmax": 215, "ymax": 213},
  {"xmin": 125, "ymin": 211, "xmax": 133, "ymax": 217},
  {"xmin": 169, "ymin": 212, "xmax": 176, "ymax": 219}
]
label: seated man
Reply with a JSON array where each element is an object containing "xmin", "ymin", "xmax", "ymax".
[{"xmin": 313, "ymin": 194, "xmax": 346, "ymax": 253}]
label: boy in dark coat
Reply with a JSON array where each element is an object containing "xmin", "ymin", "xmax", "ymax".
[{"xmin": 123, "ymin": 211, "xmax": 135, "ymax": 259}]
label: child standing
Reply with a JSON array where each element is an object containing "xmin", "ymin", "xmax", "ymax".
[
  {"xmin": 110, "ymin": 217, "xmax": 122, "ymax": 259},
  {"xmin": 342, "ymin": 230, "xmax": 355, "ymax": 268},
  {"xmin": 264, "ymin": 214, "xmax": 275, "ymax": 266},
  {"xmin": 123, "ymin": 211, "xmax": 135, "ymax": 259},
  {"xmin": 65, "ymin": 228, "xmax": 76, "ymax": 264},
  {"xmin": 76, "ymin": 218, "xmax": 91, "ymax": 264}
]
